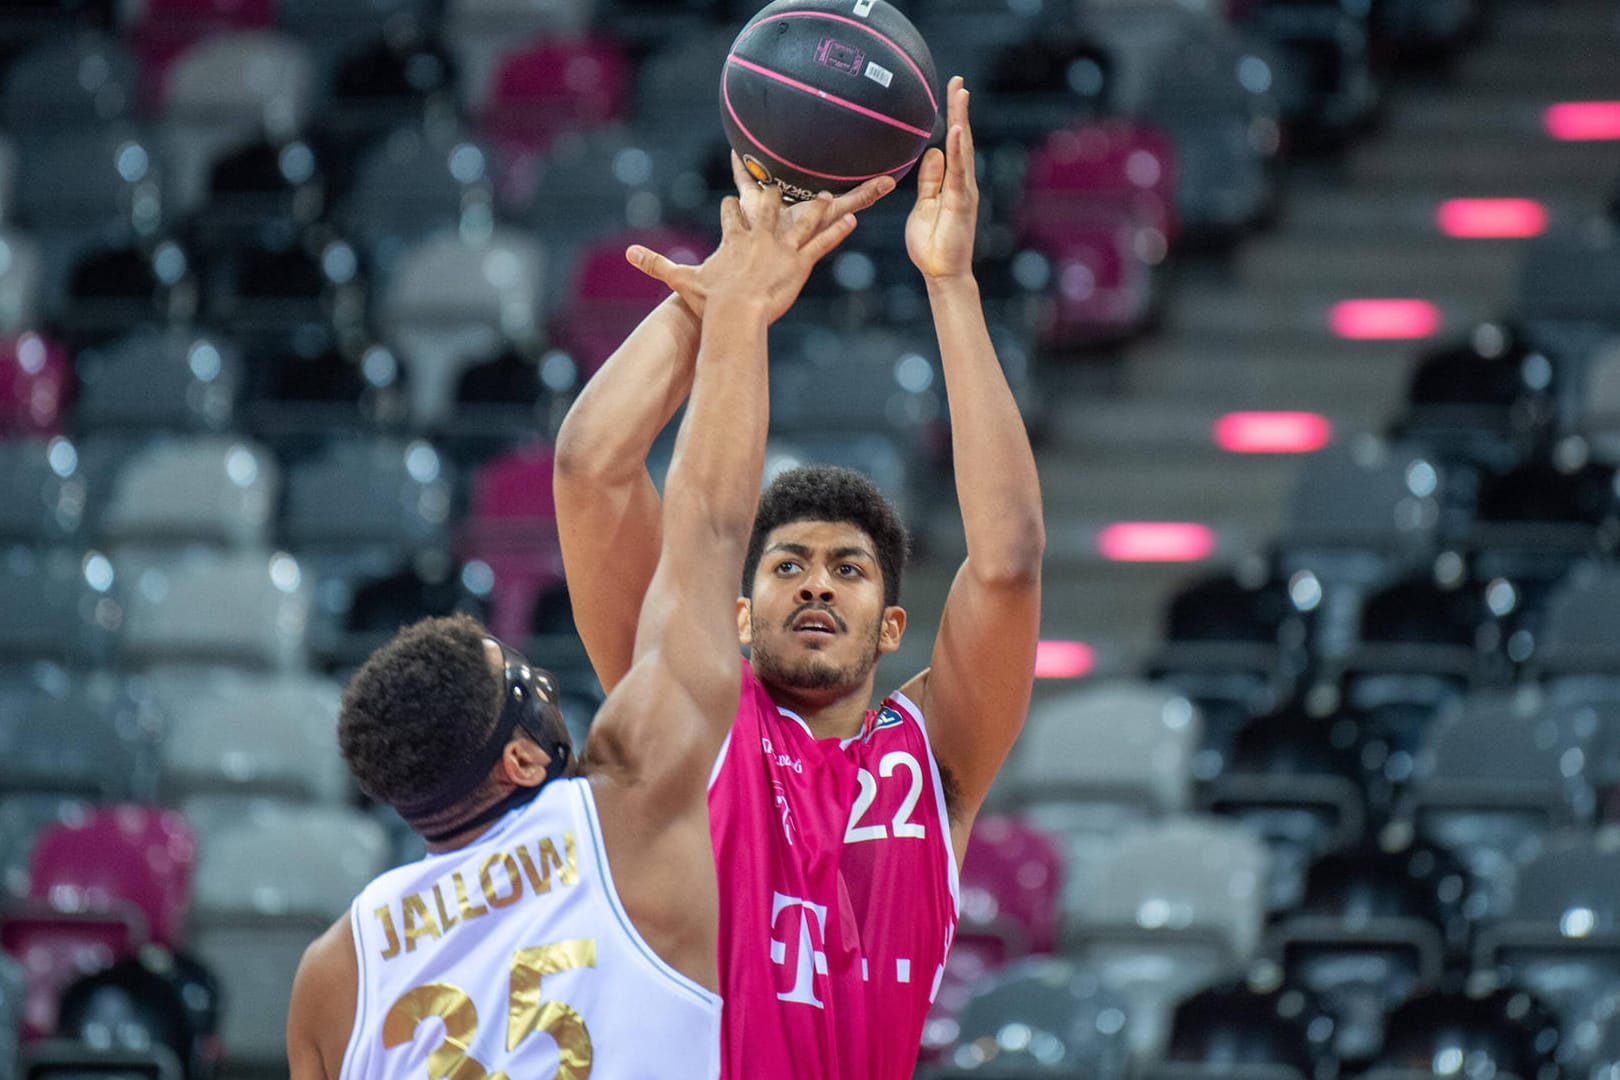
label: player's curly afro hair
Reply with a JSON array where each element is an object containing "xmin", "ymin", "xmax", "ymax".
[
  {"xmin": 743, "ymin": 465, "xmax": 911, "ymax": 608},
  {"xmin": 337, "ymin": 613, "xmax": 503, "ymax": 809}
]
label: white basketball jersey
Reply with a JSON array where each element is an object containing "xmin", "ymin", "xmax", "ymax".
[{"xmin": 340, "ymin": 777, "xmax": 721, "ymax": 1080}]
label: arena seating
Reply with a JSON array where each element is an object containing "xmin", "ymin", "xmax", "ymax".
[{"xmin": 0, "ymin": 0, "xmax": 1617, "ymax": 1075}]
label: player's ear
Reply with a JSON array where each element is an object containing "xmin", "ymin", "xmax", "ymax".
[
  {"xmin": 878, "ymin": 605, "xmax": 906, "ymax": 654},
  {"xmin": 500, "ymin": 737, "xmax": 551, "ymax": 788},
  {"xmin": 736, "ymin": 597, "xmax": 754, "ymax": 646}
]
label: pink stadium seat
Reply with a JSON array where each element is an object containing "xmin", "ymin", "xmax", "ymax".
[
  {"xmin": 1023, "ymin": 120, "xmax": 1177, "ymax": 241},
  {"xmin": 4, "ymin": 806, "xmax": 195, "ymax": 1039},
  {"xmin": 460, "ymin": 443, "xmax": 564, "ymax": 641},
  {"xmin": 917, "ymin": 937, "xmax": 1000, "ymax": 1064},
  {"xmin": 0, "ymin": 332, "xmax": 70, "ymax": 439},
  {"xmin": 551, "ymin": 228, "xmax": 708, "ymax": 378},
  {"xmin": 27, "ymin": 805, "xmax": 197, "ymax": 950},
  {"xmin": 134, "ymin": 0, "xmax": 274, "ymax": 112},
  {"xmin": 483, "ymin": 36, "xmax": 631, "ymax": 207},
  {"xmin": 918, "ymin": 817, "xmax": 1064, "ymax": 1063},
  {"xmin": 1020, "ymin": 122, "xmax": 1175, "ymax": 346},
  {"xmin": 958, "ymin": 814, "xmax": 1065, "ymax": 960}
]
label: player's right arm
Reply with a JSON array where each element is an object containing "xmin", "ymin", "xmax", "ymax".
[
  {"xmin": 287, "ymin": 916, "xmax": 358, "ymax": 1080},
  {"xmin": 554, "ymin": 175, "xmax": 896, "ymax": 694}
]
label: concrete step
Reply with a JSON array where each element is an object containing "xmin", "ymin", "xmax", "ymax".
[
  {"xmin": 1234, "ymin": 234, "xmax": 1523, "ymax": 295},
  {"xmin": 1120, "ymin": 338, "xmax": 1417, "ymax": 426},
  {"xmin": 1275, "ymin": 184, "xmax": 1591, "ymax": 239},
  {"xmin": 1461, "ymin": 44, "xmax": 1620, "ymax": 94},
  {"xmin": 1348, "ymin": 135, "xmax": 1620, "ymax": 187},
  {"xmin": 1167, "ymin": 281, "xmax": 1497, "ymax": 341}
]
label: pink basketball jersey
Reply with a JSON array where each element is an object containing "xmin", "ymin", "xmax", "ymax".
[{"xmin": 708, "ymin": 661, "xmax": 960, "ymax": 1079}]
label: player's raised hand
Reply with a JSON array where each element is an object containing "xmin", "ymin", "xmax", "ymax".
[
  {"xmin": 626, "ymin": 154, "xmax": 886, "ymax": 321},
  {"xmin": 906, "ymin": 76, "xmax": 979, "ymax": 282}
]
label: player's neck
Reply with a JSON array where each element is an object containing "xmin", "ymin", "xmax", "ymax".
[{"xmin": 769, "ymin": 681, "xmax": 874, "ymax": 741}]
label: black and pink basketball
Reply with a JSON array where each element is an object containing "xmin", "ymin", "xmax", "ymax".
[{"xmin": 720, "ymin": 0, "xmax": 940, "ymax": 201}]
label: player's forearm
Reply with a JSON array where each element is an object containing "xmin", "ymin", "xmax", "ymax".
[
  {"xmin": 663, "ymin": 295, "xmax": 772, "ymax": 545},
  {"xmin": 929, "ymin": 274, "xmax": 1045, "ymax": 580},
  {"xmin": 554, "ymin": 294, "xmax": 700, "ymax": 485}
]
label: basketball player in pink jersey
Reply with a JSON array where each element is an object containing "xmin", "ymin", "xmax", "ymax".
[
  {"xmin": 285, "ymin": 176, "xmax": 862, "ymax": 1079},
  {"xmin": 554, "ymin": 78, "xmax": 1043, "ymax": 1078}
]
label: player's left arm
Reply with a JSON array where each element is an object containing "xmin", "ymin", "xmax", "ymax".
[{"xmin": 901, "ymin": 77, "xmax": 1044, "ymax": 856}]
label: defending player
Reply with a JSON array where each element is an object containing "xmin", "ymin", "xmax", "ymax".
[
  {"xmin": 554, "ymin": 78, "xmax": 1044, "ymax": 1077},
  {"xmin": 285, "ymin": 175, "xmax": 860, "ymax": 1080}
]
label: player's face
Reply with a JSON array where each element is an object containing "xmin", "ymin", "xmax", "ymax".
[{"xmin": 741, "ymin": 520, "xmax": 904, "ymax": 695}]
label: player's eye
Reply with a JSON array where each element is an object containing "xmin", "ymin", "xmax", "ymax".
[
  {"xmin": 837, "ymin": 564, "xmax": 861, "ymax": 577},
  {"xmin": 775, "ymin": 560, "xmax": 800, "ymax": 574}
]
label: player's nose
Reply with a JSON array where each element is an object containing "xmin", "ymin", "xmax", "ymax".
[{"xmin": 797, "ymin": 568, "xmax": 837, "ymax": 602}]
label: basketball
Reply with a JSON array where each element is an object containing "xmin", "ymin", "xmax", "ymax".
[{"xmin": 720, "ymin": 0, "xmax": 941, "ymax": 202}]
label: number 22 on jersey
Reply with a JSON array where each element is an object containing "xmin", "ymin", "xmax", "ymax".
[
  {"xmin": 843, "ymin": 750, "xmax": 927, "ymax": 844},
  {"xmin": 382, "ymin": 939, "xmax": 595, "ymax": 1080}
]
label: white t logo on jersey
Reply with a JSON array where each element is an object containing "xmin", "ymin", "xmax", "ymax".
[
  {"xmin": 769, "ymin": 892, "xmax": 829, "ymax": 1008},
  {"xmin": 852, "ymin": 0, "xmax": 876, "ymax": 15}
]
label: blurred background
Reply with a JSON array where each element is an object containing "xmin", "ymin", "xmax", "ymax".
[{"xmin": 0, "ymin": 0, "xmax": 1616, "ymax": 1077}]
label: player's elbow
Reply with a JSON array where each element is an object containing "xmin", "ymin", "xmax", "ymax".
[
  {"xmin": 974, "ymin": 519, "xmax": 1045, "ymax": 586},
  {"xmin": 553, "ymin": 411, "xmax": 613, "ymax": 481}
]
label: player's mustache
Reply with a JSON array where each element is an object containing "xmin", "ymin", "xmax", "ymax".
[{"xmin": 785, "ymin": 602, "xmax": 847, "ymax": 634}]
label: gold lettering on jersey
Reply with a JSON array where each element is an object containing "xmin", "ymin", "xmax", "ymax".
[
  {"xmin": 374, "ymin": 904, "xmax": 403, "ymax": 961},
  {"xmin": 539, "ymin": 834, "xmax": 579, "ymax": 888},
  {"xmin": 433, "ymin": 883, "xmax": 460, "ymax": 933},
  {"xmin": 480, "ymin": 852, "xmax": 523, "ymax": 909},
  {"xmin": 453, "ymin": 871, "xmax": 489, "ymax": 921},
  {"xmin": 401, "ymin": 892, "xmax": 442, "ymax": 952},
  {"xmin": 513, "ymin": 845, "xmax": 547, "ymax": 894},
  {"xmin": 378, "ymin": 833, "xmax": 581, "ymax": 962}
]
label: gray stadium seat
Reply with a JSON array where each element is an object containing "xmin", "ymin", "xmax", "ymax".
[
  {"xmin": 0, "ymin": 547, "xmax": 119, "ymax": 666},
  {"xmin": 1068, "ymin": 816, "xmax": 1270, "ymax": 1060},
  {"xmin": 0, "ymin": 439, "xmax": 89, "ymax": 545},
  {"xmin": 0, "ymin": 951, "xmax": 18, "ymax": 1080},
  {"xmin": 115, "ymin": 548, "xmax": 310, "ymax": 671},
  {"xmin": 152, "ymin": 670, "xmax": 348, "ymax": 807},
  {"xmin": 0, "ymin": 137, "xmax": 14, "ymax": 225},
  {"xmin": 340, "ymin": 126, "xmax": 496, "ymax": 283},
  {"xmin": 1529, "ymin": 563, "xmax": 1620, "ymax": 676},
  {"xmin": 1473, "ymin": 828, "xmax": 1620, "ymax": 1074},
  {"xmin": 99, "ymin": 437, "xmax": 277, "ymax": 549},
  {"xmin": 188, "ymin": 802, "xmax": 387, "ymax": 1067},
  {"xmin": 1396, "ymin": 691, "xmax": 1594, "ymax": 923},
  {"xmin": 0, "ymin": 666, "xmax": 161, "ymax": 802},
  {"xmin": 0, "ymin": 32, "xmax": 137, "ymax": 137},
  {"xmin": 1576, "ymin": 336, "xmax": 1620, "ymax": 466},
  {"xmin": 0, "ymin": 228, "xmax": 42, "ymax": 333},
  {"xmin": 933, "ymin": 957, "xmax": 1132, "ymax": 1079},
  {"xmin": 160, "ymin": 31, "xmax": 317, "ymax": 218},
  {"xmin": 276, "ymin": 0, "xmax": 435, "ymax": 72},
  {"xmin": 74, "ymin": 328, "xmax": 242, "ymax": 434},
  {"xmin": 11, "ymin": 129, "xmax": 161, "ymax": 306},
  {"xmin": 525, "ymin": 125, "xmax": 678, "ymax": 265},
  {"xmin": 1278, "ymin": 437, "xmax": 1443, "ymax": 583},
  {"xmin": 1008, "ymin": 681, "xmax": 1200, "ymax": 921},
  {"xmin": 630, "ymin": 32, "xmax": 735, "ymax": 168},
  {"xmin": 380, "ymin": 226, "xmax": 546, "ymax": 427},
  {"xmin": 763, "ymin": 434, "xmax": 917, "ymax": 530},
  {"xmin": 445, "ymin": 0, "xmax": 596, "ymax": 109},
  {"xmin": 280, "ymin": 438, "xmax": 454, "ymax": 555},
  {"xmin": 770, "ymin": 326, "xmax": 946, "ymax": 438}
]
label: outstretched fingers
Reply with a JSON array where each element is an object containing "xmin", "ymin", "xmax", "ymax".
[
  {"xmin": 786, "ymin": 191, "xmax": 834, "ymax": 247},
  {"xmin": 943, "ymin": 78, "xmax": 976, "ymax": 200},
  {"xmin": 625, "ymin": 243, "xmax": 694, "ymax": 293},
  {"xmin": 799, "ymin": 212, "xmax": 858, "ymax": 265},
  {"xmin": 830, "ymin": 174, "xmax": 897, "ymax": 219}
]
